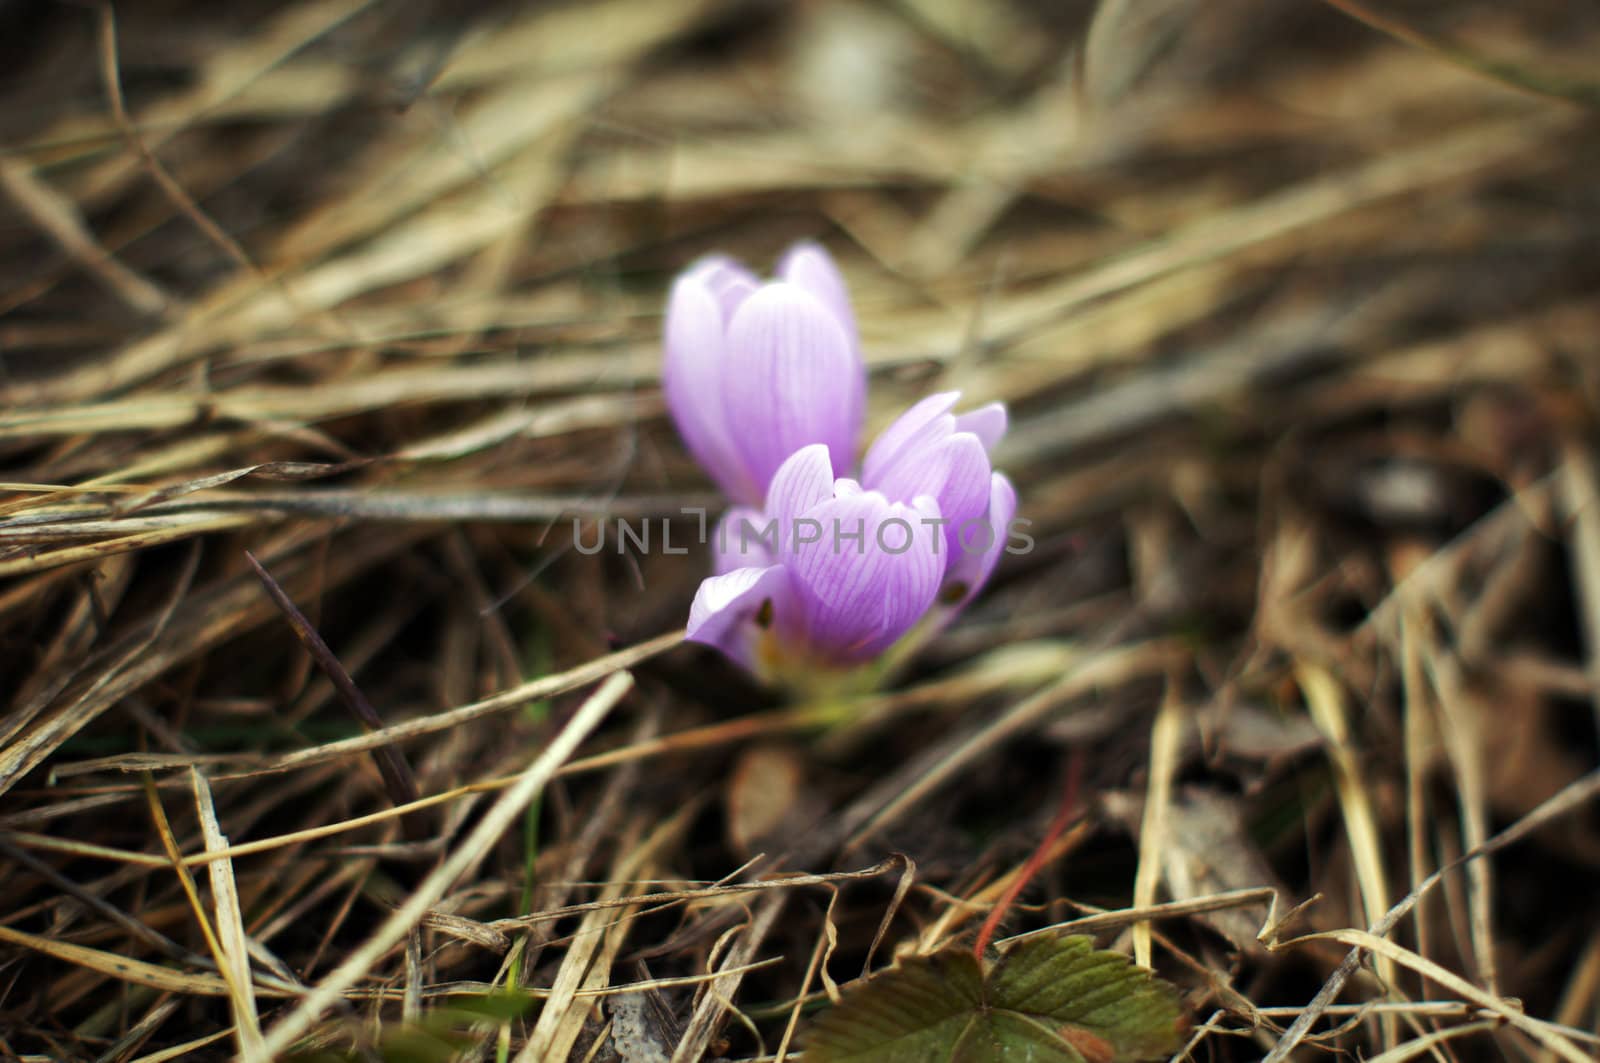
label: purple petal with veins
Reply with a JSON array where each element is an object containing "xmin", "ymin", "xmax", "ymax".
[
  {"xmin": 712, "ymin": 506, "xmax": 774, "ymax": 576},
  {"xmin": 931, "ymin": 432, "xmax": 993, "ymax": 560},
  {"xmin": 777, "ymin": 243, "xmax": 865, "ymax": 458},
  {"xmin": 954, "ymin": 402, "xmax": 1007, "ymax": 451},
  {"xmin": 723, "ymin": 283, "xmax": 861, "ymax": 493},
  {"xmin": 765, "ymin": 444, "xmax": 836, "ymax": 555},
  {"xmin": 787, "ymin": 492, "xmax": 943, "ymax": 661},
  {"xmin": 779, "ymin": 242, "xmax": 858, "ymax": 346},
  {"xmin": 862, "ymin": 391, "xmax": 960, "ymax": 487},
  {"xmin": 688, "ymin": 256, "xmax": 760, "ymax": 322},
  {"xmin": 945, "ymin": 472, "xmax": 1017, "ymax": 602},
  {"xmin": 662, "ymin": 272, "xmax": 754, "ymax": 502},
  {"xmin": 686, "ymin": 564, "xmax": 790, "ymax": 668}
]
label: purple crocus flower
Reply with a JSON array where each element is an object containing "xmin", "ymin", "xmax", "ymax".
[
  {"xmin": 662, "ymin": 243, "xmax": 866, "ymax": 507},
  {"xmin": 687, "ymin": 392, "xmax": 1015, "ymax": 679}
]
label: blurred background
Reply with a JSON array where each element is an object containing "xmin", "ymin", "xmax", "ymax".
[{"xmin": 2, "ymin": 1, "xmax": 1599, "ymax": 1060}]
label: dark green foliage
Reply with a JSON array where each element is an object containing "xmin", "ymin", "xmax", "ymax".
[{"xmin": 803, "ymin": 935, "xmax": 1187, "ymax": 1063}]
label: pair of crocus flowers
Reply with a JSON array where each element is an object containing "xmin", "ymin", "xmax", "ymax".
[{"xmin": 664, "ymin": 243, "xmax": 1015, "ymax": 684}]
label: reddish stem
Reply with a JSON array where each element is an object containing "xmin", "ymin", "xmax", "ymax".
[{"xmin": 973, "ymin": 751, "xmax": 1085, "ymax": 962}]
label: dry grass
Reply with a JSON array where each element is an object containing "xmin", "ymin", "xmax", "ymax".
[{"xmin": 2, "ymin": 0, "xmax": 1599, "ymax": 1059}]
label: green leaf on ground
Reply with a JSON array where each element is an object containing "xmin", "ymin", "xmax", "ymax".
[
  {"xmin": 802, "ymin": 934, "xmax": 1187, "ymax": 1063},
  {"xmin": 282, "ymin": 990, "xmax": 539, "ymax": 1062}
]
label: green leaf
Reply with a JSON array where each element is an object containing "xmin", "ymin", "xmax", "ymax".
[
  {"xmin": 437, "ymin": 988, "xmax": 540, "ymax": 1022},
  {"xmin": 280, "ymin": 992, "xmax": 536, "ymax": 1063},
  {"xmin": 376, "ymin": 1026, "xmax": 471, "ymax": 1063},
  {"xmin": 802, "ymin": 935, "xmax": 1187, "ymax": 1063}
]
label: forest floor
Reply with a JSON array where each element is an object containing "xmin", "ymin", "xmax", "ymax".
[{"xmin": 2, "ymin": 1, "xmax": 1599, "ymax": 1059}]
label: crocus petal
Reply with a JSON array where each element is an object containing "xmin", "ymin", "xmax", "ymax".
[
  {"xmin": 663, "ymin": 274, "xmax": 756, "ymax": 503},
  {"xmin": 954, "ymin": 402, "xmax": 1007, "ymax": 451},
  {"xmin": 712, "ymin": 506, "xmax": 775, "ymax": 576},
  {"xmin": 862, "ymin": 391, "xmax": 961, "ymax": 488},
  {"xmin": 869, "ymin": 431, "xmax": 951, "ymax": 506},
  {"xmin": 766, "ymin": 444, "xmax": 836, "ymax": 555},
  {"xmin": 778, "ymin": 243, "xmax": 864, "ymax": 451},
  {"xmin": 778, "ymin": 242, "xmax": 857, "ymax": 345},
  {"xmin": 866, "ymin": 419, "xmax": 992, "ymax": 566},
  {"xmin": 865, "ymin": 493, "xmax": 947, "ymax": 655},
  {"xmin": 788, "ymin": 492, "xmax": 943, "ymax": 662},
  {"xmin": 686, "ymin": 564, "xmax": 791, "ymax": 668},
  {"xmin": 688, "ymin": 256, "xmax": 760, "ymax": 322},
  {"xmin": 931, "ymin": 432, "xmax": 993, "ymax": 561},
  {"xmin": 945, "ymin": 472, "xmax": 1017, "ymax": 602},
  {"xmin": 710, "ymin": 275, "xmax": 757, "ymax": 321},
  {"xmin": 723, "ymin": 282, "xmax": 862, "ymax": 492}
]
